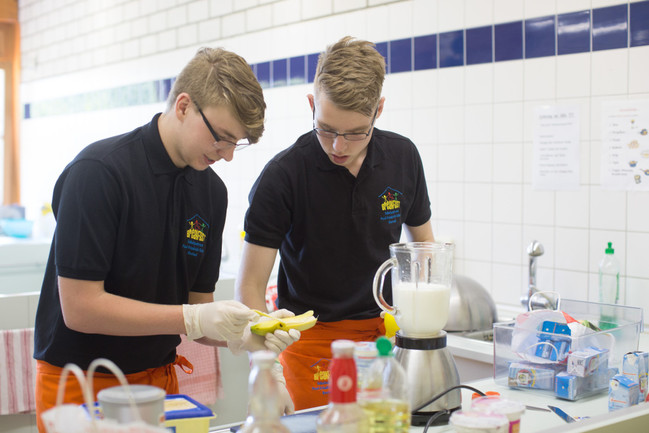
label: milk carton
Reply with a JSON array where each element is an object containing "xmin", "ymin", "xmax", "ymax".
[
  {"xmin": 608, "ymin": 374, "xmax": 639, "ymax": 411},
  {"xmin": 622, "ymin": 351, "xmax": 648, "ymax": 400},
  {"xmin": 567, "ymin": 347, "xmax": 608, "ymax": 377}
]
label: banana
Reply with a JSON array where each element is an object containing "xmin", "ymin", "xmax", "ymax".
[{"xmin": 250, "ymin": 310, "xmax": 317, "ymax": 335}]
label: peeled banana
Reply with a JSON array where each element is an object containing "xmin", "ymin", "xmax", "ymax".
[{"xmin": 250, "ymin": 310, "xmax": 318, "ymax": 335}]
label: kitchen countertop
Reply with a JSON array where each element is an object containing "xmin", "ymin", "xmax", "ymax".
[{"xmin": 211, "ymin": 377, "xmax": 649, "ymax": 432}]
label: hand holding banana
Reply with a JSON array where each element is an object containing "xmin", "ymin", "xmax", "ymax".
[{"xmin": 228, "ymin": 309, "xmax": 317, "ymax": 355}]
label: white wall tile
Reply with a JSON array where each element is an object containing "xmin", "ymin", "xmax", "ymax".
[
  {"xmin": 465, "ymin": 182, "xmax": 492, "ymax": 222},
  {"xmin": 465, "ymin": 0, "xmax": 494, "ymax": 28},
  {"xmin": 492, "ymin": 183, "xmax": 523, "ymax": 223},
  {"xmin": 524, "ymin": 0, "xmax": 556, "ymax": 19},
  {"xmin": 494, "ymin": 61, "xmax": 524, "ymax": 102},
  {"xmin": 557, "ymin": 54, "xmax": 591, "ymax": 99},
  {"xmin": 438, "ymin": 144, "xmax": 466, "ymax": 182},
  {"xmin": 627, "ymin": 232, "xmax": 649, "ymax": 279},
  {"xmin": 629, "ymin": 47, "xmax": 649, "ymax": 94},
  {"xmin": 493, "ymin": 142, "xmax": 524, "ymax": 183},
  {"xmin": 589, "ymin": 189, "xmax": 627, "ymax": 231},
  {"xmin": 436, "ymin": 220, "xmax": 465, "ymax": 254},
  {"xmin": 437, "ymin": 106, "xmax": 465, "ymax": 144},
  {"xmin": 464, "ymin": 221, "xmax": 493, "ymax": 261},
  {"xmin": 625, "ymin": 277, "xmax": 649, "ymax": 320},
  {"xmin": 366, "ymin": 3, "xmax": 390, "ymax": 43},
  {"xmin": 493, "ymin": 102, "xmax": 524, "ymax": 143},
  {"xmin": 556, "ymin": 190, "xmax": 589, "ymax": 228},
  {"xmin": 465, "ymin": 143, "xmax": 493, "ymax": 182},
  {"xmin": 386, "ymin": 1, "xmax": 414, "ymax": 40},
  {"xmin": 334, "ymin": 0, "xmax": 366, "ymax": 13},
  {"xmin": 436, "ymin": 182, "xmax": 465, "ymax": 220},
  {"xmin": 272, "ymin": 0, "xmax": 301, "ymax": 26},
  {"xmin": 554, "ymin": 269, "xmax": 588, "ymax": 301},
  {"xmin": 557, "ymin": 0, "xmax": 590, "ymax": 14},
  {"xmin": 437, "ymin": 0, "xmax": 464, "ymax": 32},
  {"xmin": 247, "ymin": 5, "xmax": 273, "ymax": 31},
  {"xmin": 524, "ymin": 57, "xmax": 556, "ymax": 101},
  {"xmin": 437, "ymin": 67, "xmax": 465, "ymax": 106},
  {"xmin": 412, "ymin": 0, "xmax": 437, "ymax": 36},
  {"xmin": 627, "ymin": 192, "xmax": 649, "ymax": 233},
  {"xmin": 492, "ymin": 263, "xmax": 523, "ymax": 306},
  {"xmin": 464, "ymin": 104, "xmax": 493, "ymax": 143},
  {"xmin": 465, "ymin": 64, "xmax": 494, "ymax": 104},
  {"xmin": 494, "ymin": 0, "xmax": 524, "ymax": 23},
  {"xmin": 591, "ymin": 50, "xmax": 629, "ymax": 96},
  {"xmin": 412, "ymin": 107, "xmax": 438, "ymax": 146},
  {"xmin": 412, "ymin": 70, "xmax": 438, "ymax": 108},
  {"xmin": 493, "ymin": 222, "xmax": 523, "ymax": 264},
  {"xmin": 523, "ymin": 186, "xmax": 555, "ymax": 226},
  {"xmin": 555, "ymin": 227, "xmax": 589, "ymax": 272}
]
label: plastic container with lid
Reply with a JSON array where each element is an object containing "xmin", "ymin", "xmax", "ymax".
[
  {"xmin": 97, "ymin": 384, "xmax": 166, "ymax": 426},
  {"xmin": 449, "ymin": 410, "xmax": 509, "ymax": 433},
  {"xmin": 471, "ymin": 396, "xmax": 525, "ymax": 433},
  {"xmin": 164, "ymin": 394, "xmax": 215, "ymax": 433}
]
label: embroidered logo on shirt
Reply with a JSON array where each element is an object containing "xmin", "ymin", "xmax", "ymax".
[
  {"xmin": 310, "ymin": 358, "xmax": 330, "ymax": 395},
  {"xmin": 378, "ymin": 187, "xmax": 402, "ymax": 224},
  {"xmin": 183, "ymin": 214, "xmax": 208, "ymax": 257}
]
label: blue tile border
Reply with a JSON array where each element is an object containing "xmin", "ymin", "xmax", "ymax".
[
  {"xmin": 592, "ymin": 4, "xmax": 628, "ymax": 51},
  {"xmin": 558, "ymin": 10, "xmax": 591, "ymax": 55},
  {"xmin": 24, "ymin": 0, "xmax": 649, "ymax": 119},
  {"xmin": 466, "ymin": 26, "xmax": 493, "ymax": 65},
  {"xmin": 525, "ymin": 15, "xmax": 556, "ymax": 58}
]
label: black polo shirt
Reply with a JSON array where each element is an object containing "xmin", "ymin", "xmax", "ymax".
[
  {"xmin": 34, "ymin": 114, "xmax": 226, "ymax": 373},
  {"xmin": 244, "ymin": 128, "xmax": 431, "ymax": 322}
]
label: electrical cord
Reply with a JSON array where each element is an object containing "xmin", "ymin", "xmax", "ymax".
[{"xmin": 413, "ymin": 384, "xmax": 487, "ymax": 432}]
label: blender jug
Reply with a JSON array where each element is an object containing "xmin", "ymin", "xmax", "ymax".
[{"xmin": 373, "ymin": 242, "xmax": 454, "ymax": 337}]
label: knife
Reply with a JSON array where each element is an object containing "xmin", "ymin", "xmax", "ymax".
[{"xmin": 548, "ymin": 405, "xmax": 576, "ymax": 423}]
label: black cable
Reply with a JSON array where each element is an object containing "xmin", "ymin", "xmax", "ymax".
[
  {"xmin": 412, "ymin": 384, "xmax": 486, "ymax": 413},
  {"xmin": 413, "ymin": 384, "xmax": 487, "ymax": 430},
  {"xmin": 422, "ymin": 409, "xmax": 449, "ymax": 433}
]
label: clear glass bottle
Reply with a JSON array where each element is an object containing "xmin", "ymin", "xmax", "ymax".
[
  {"xmin": 316, "ymin": 340, "xmax": 369, "ymax": 433},
  {"xmin": 358, "ymin": 336, "xmax": 411, "ymax": 433},
  {"xmin": 240, "ymin": 350, "xmax": 290, "ymax": 433},
  {"xmin": 598, "ymin": 242, "xmax": 620, "ymax": 330}
]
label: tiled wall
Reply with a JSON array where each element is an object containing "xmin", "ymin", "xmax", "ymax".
[{"xmin": 17, "ymin": 0, "xmax": 649, "ymax": 324}]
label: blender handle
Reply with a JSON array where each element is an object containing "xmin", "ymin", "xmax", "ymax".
[{"xmin": 373, "ymin": 257, "xmax": 397, "ymax": 313}]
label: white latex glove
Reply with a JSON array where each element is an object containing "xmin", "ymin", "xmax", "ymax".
[
  {"xmin": 227, "ymin": 309, "xmax": 302, "ymax": 355},
  {"xmin": 183, "ymin": 301, "xmax": 256, "ymax": 342},
  {"xmin": 271, "ymin": 361, "xmax": 295, "ymax": 415}
]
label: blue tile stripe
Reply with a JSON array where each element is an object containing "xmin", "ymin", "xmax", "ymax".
[{"xmin": 24, "ymin": 0, "xmax": 649, "ymax": 119}]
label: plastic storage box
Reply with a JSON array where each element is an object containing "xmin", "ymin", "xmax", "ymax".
[
  {"xmin": 164, "ymin": 394, "xmax": 215, "ymax": 433},
  {"xmin": 494, "ymin": 299, "xmax": 644, "ymax": 400}
]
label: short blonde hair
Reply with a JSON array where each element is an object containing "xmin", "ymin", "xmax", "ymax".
[
  {"xmin": 167, "ymin": 47, "xmax": 266, "ymax": 143},
  {"xmin": 314, "ymin": 36, "xmax": 385, "ymax": 117}
]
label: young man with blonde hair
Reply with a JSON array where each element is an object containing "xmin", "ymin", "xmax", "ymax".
[
  {"xmin": 34, "ymin": 47, "xmax": 300, "ymax": 432},
  {"xmin": 236, "ymin": 36, "xmax": 435, "ymax": 410}
]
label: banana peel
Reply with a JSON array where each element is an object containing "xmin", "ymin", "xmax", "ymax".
[{"xmin": 250, "ymin": 310, "xmax": 317, "ymax": 335}]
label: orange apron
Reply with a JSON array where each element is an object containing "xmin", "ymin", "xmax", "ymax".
[
  {"xmin": 279, "ymin": 317, "xmax": 385, "ymax": 410},
  {"xmin": 35, "ymin": 356, "xmax": 193, "ymax": 433}
]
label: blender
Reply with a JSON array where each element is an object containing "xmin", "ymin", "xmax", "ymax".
[{"xmin": 373, "ymin": 242, "xmax": 460, "ymax": 425}]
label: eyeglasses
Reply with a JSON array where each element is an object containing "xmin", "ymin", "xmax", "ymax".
[
  {"xmin": 312, "ymin": 106, "xmax": 378, "ymax": 142},
  {"xmin": 195, "ymin": 102, "xmax": 250, "ymax": 150}
]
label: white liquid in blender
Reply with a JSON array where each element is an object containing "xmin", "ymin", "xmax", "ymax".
[{"xmin": 393, "ymin": 282, "xmax": 451, "ymax": 337}]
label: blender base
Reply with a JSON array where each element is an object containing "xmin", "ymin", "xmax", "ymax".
[{"xmin": 411, "ymin": 407, "xmax": 460, "ymax": 426}]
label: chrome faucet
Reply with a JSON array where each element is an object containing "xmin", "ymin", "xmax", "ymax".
[{"xmin": 521, "ymin": 240, "xmax": 545, "ymax": 310}]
